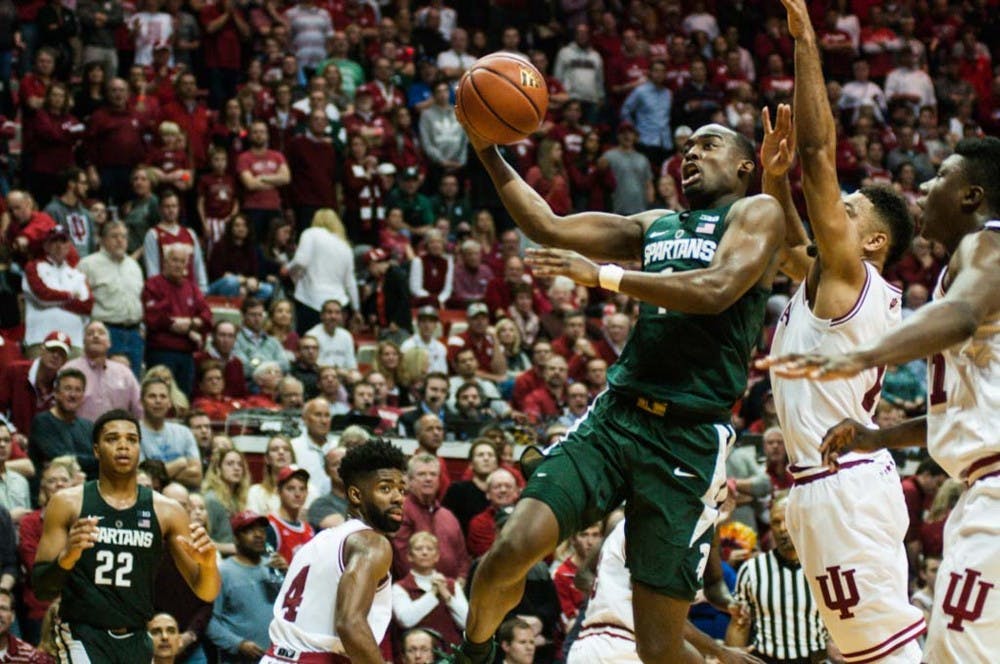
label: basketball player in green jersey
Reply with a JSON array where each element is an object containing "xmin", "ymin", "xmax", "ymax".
[
  {"xmin": 450, "ymin": 109, "xmax": 786, "ymax": 663},
  {"xmin": 32, "ymin": 409, "xmax": 221, "ymax": 663}
]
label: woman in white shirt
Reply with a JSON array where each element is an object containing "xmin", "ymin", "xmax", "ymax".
[{"xmin": 287, "ymin": 209, "xmax": 361, "ymax": 334}]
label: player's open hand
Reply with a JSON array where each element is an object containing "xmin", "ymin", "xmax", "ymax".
[
  {"xmin": 820, "ymin": 418, "xmax": 880, "ymax": 469},
  {"xmin": 60, "ymin": 516, "xmax": 101, "ymax": 567},
  {"xmin": 761, "ymin": 105, "xmax": 796, "ymax": 177},
  {"xmin": 455, "ymin": 95, "xmax": 492, "ymax": 153},
  {"xmin": 755, "ymin": 352, "xmax": 867, "ymax": 380},
  {"xmin": 779, "ymin": 0, "xmax": 812, "ymax": 40},
  {"xmin": 525, "ymin": 248, "xmax": 600, "ymax": 288},
  {"xmin": 177, "ymin": 523, "xmax": 217, "ymax": 566}
]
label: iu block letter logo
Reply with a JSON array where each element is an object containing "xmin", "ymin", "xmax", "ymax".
[
  {"xmin": 942, "ymin": 568, "xmax": 994, "ymax": 632},
  {"xmin": 817, "ymin": 566, "xmax": 861, "ymax": 619}
]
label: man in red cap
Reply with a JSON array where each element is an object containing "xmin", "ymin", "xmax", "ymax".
[
  {"xmin": 23, "ymin": 225, "xmax": 93, "ymax": 354},
  {"xmin": 266, "ymin": 466, "xmax": 315, "ymax": 565},
  {"xmin": 0, "ymin": 331, "xmax": 71, "ymax": 442},
  {"xmin": 206, "ymin": 510, "xmax": 287, "ymax": 662},
  {"xmin": 4, "ymin": 190, "xmax": 79, "ymax": 267},
  {"xmin": 361, "ymin": 247, "xmax": 412, "ymax": 344}
]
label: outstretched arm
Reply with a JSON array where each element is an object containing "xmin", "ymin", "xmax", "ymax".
[
  {"xmin": 820, "ymin": 417, "xmax": 926, "ymax": 469},
  {"xmin": 527, "ymin": 195, "xmax": 784, "ymax": 315},
  {"xmin": 762, "ymin": 230, "xmax": 1000, "ymax": 379},
  {"xmin": 760, "ymin": 104, "xmax": 811, "ymax": 282},
  {"xmin": 458, "ymin": 107, "xmax": 654, "ymax": 262},
  {"xmin": 782, "ymin": 0, "xmax": 866, "ymax": 290}
]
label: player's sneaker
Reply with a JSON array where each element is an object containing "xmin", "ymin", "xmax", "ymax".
[{"xmin": 436, "ymin": 638, "xmax": 496, "ymax": 664}]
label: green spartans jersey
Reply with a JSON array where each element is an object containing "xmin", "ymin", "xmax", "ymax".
[
  {"xmin": 607, "ymin": 204, "xmax": 769, "ymax": 415},
  {"xmin": 60, "ymin": 482, "xmax": 163, "ymax": 630}
]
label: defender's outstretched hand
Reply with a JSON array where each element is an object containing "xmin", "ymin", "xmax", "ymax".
[
  {"xmin": 525, "ymin": 247, "xmax": 600, "ymax": 288},
  {"xmin": 820, "ymin": 419, "xmax": 882, "ymax": 470},
  {"xmin": 760, "ymin": 104, "xmax": 796, "ymax": 177},
  {"xmin": 779, "ymin": 0, "xmax": 812, "ymax": 40},
  {"xmin": 755, "ymin": 352, "xmax": 868, "ymax": 380}
]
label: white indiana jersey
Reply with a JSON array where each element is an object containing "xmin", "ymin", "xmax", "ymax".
[
  {"xmin": 579, "ymin": 520, "xmax": 633, "ymax": 633},
  {"xmin": 771, "ymin": 261, "xmax": 902, "ymax": 470},
  {"xmin": 927, "ymin": 236, "xmax": 1000, "ymax": 481},
  {"xmin": 268, "ymin": 519, "xmax": 392, "ymax": 654}
]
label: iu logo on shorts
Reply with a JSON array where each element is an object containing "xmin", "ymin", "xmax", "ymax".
[
  {"xmin": 942, "ymin": 568, "xmax": 994, "ymax": 632},
  {"xmin": 816, "ymin": 566, "xmax": 860, "ymax": 619}
]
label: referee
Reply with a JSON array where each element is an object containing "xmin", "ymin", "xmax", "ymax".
[{"xmin": 725, "ymin": 492, "xmax": 841, "ymax": 664}]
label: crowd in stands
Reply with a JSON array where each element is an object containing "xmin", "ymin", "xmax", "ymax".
[{"xmin": 0, "ymin": 0, "xmax": 995, "ymax": 661}]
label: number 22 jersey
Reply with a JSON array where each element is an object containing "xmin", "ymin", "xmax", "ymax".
[{"xmin": 268, "ymin": 519, "xmax": 392, "ymax": 654}]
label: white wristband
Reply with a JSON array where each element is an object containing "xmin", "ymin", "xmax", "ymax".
[{"xmin": 598, "ymin": 264, "xmax": 625, "ymax": 292}]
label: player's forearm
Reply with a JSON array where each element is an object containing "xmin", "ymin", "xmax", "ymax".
[
  {"xmin": 187, "ymin": 558, "xmax": 222, "ymax": 602},
  {"xmin": 618, "ymin": 266, "xmax": 748, "ymax": 315},
  {"xmin": 724, "ymin": 618, "xmax": 751, "ymax": 648},
  {"xmin": 792, "ymin": 33, "xmax": 837, "ymax": 155},
  {"xmin": 852, "ymin": 299, "xmax": 980, "ymax": 369},
  {"xmin": 870, "ymin": 416, "xmax": 927, "ymax": 450},
  {"xmin": 337, "ymin": 618, "xmax": 383, "ymax": 664},
  {"xmin": 763, "ymin": 173, "xmax": 809, "ymax": 251},
  {"xmin": 476, "ymin": 147, "xmax": 561, "ymax": 246}
]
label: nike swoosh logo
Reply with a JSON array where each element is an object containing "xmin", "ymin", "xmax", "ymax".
[
  {"xmin": 673, "ymin": 467, "xmax": 696, "ymax": 478},
  {"xmin": 649, "ymin": 230, "xmax": 671, "ymax": 238}
]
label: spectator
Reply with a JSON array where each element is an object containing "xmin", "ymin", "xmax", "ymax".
[
  {"xmin": 197, "ymin": 320, "xmax": 248, "ymax": 397},
  {"xmin": 551, "ymin": 310, "xmax": 596, "ymax": 381},
  {"xmin": 557, "ymin": 382, "xmax": 591, "ymax": 428},
  {"xmin": 236, "ymin": 120, "xmax": 291, "ymax": 239},
  {"xmin": 287, "ymin": 209, "xmax": 361, "ymax": 334},
  {"xmin": 202, "ymin": 447, "xmax": 251, "ymax": 554},
  {"xmin": 247, "ymin": 361, "xmax": 283, "ymax": 408},
  {"xmin": 305, "ymin": 299, "xmax": 358, "ymax": 371},
  {"xmin": 130, "ymin": 0, "xmax": 172, "ymax": 66},
  {"xmin": 64, "ymin": 321, "xmax": 142, "ymax": 421},
  {"xmin": 284, "ymin": 0, "xmax": 332, "ymax": 71},
  {"xmin": 552, "ymin": 524, "xmax": 603, "ymax": 630},
  {"xmin": 886, "ymin": 125, "xmax": 935, "ymax": 184},
  {"xmin": 512, "ymin": 340, "xmax": 552, "ymax": 410},
  {"xmin": 121, "ymin": 167, "xmax": 160, "ymax": 256},
  {"xmin": 392, "ymin": 531, "xmax": 469, "ymax": 648},
  {"xmin": 0, "ymin": 587, "xmax": 51, "ymax": 663},
  {"xmin": 148, "ymin": 612, "xmax": 181, "ymax": 664},
  {"xmin": 672, "ymin": 57, "xmax": 725, "ymax": 130},
  {"xmin": 621, "ymin": 60, "xmax": 674, "ymax": 170},
  {"xmin": 287, "ymin": 336, "xmax": 320, "ymax": 398},
  {"xmin": 602, "ymin": 122, "xmax": 653, "ymax": 215},
  {"xmin": 247, "ymin": 436, "xmax": 302, "ymax": 515},
  {"xmin": 911, "ymin": 555, "xmax": 940, "ymax": 624},
  {"xmin": 199, "ymin": 0, "xmax": 250, "ymax": 108},
  {"xmin": 449, "ymin": 239, "xmax": 494, "ymax": 309},
  {"xmin": 144, "ymin": 188, "xmax": 210, "ymax": 293},
  {"xmin": 286, "ymin": 109, "xmax": 340, "ymax": 229},
  {"xmin": 726, "ymin": 493, "xmax": 831, "ymax": 662},
  {"xmin": 84, "ymin": 77, "xmax": 147, "ymax": 205},
  {"xmin": 306, "ymin": 445, "xmax": 349, "ymax": 530},
  {"xmin": 276, "ymin": 375, "xmax": 305, "ymax": 410},
  {"xmin": 554, "ymin": 24, "xmax": 605, "ymax": 119},
  {"xmin": 901, "ymin": 459, "xmax": 948, "ymax": 571},
  {"xmin": 447, "ymin": 349, "xmax": 505, "ymax": 417},
  {"xmin": 583, "ymin": 357, "xmax": 609, "ymax": 399},
  {"xmin": 525, "ymin": 140, "xmax": 572, "ymax": 216},
  {"xmin": 140, "ymin": 377, "xmax": 202, "ymax": 489},
  {"xmin": 859, "ymin": 5, "xmax": 902, "ymax": 81},
  {"xmin": 435, "ymin": 27, "xmax": 475, "ymax": 81},
  {"xmin": 888, "ymin": 236, "xmax": 944, "ymax": 293},
  {"xmin": 885, "ymin": 49, "xmax": 936, "ymax": 114},
  {"xmin": 205, "ymin": 511, "xmax": 284, "ymax": 663},
  {"xmin": 144, "ymin": 364, "xmax": 191, "ymax": 418},
  {"xmin": 233, "ymin": 297, "xmax": 290, "ymax": 382},
  {"xmin": 77, "ymin": 1, "xmax": 124, "ymax": 78},
  {"xmin": 290, "ymin": 398, "xmax": 335, "ymax": 494},
  {"xmin": 393, "ymin": 452, "xmax": 469, "ymax": 581},
  {"xmin": 402, "ymin": 306, "xmax": 449, "ymax": 375},
  {"xmin": 498, "ymin": 617, "xmax": 536, "ymax": 664},
  {"xmin": 725, "ymin": 440, "xmax": 772, "ymax": 531},
  {"xmin": 265, "ymin": 299, "xmax": 299, "ymax": 363},
  {"xmin": 420, "ymin": 81, "xmax": 467, "ymax": 178},
  {"xmin": 362, "ymin": 247, "xmax": 412, "ymax": 344},
  {"xmin": 27, "ymin": 83, "xmax": 84, "ymax": 223},
  {"xmin": 143, "ymin": 243, "xmax": 212, "ymax": 395},
  {"xmin": 466, "ymin": 467, "xmax": 519, "ymax": 557},
  {"xmin": 23, "ymin": 225, "xmax": 93, "ymax": 352},
  {"xmin": 430, "ymin": 173, "xmax": 471, "ymax": 229},
  {"xmin": 207, "ymin": 214, "xmax": 273, "ymax": 300},
  {"xmin": 197, "ymin": 147, "xmax": 239, "ymax": 252},
  {"xmin": 0, "ymin": 423, "xmax": 29, "ymax": 523},
  {"xmin": 357, "ymin": 55, "xmax": 406, "ymax": 115},
  {"xmin": 385, "ymin": 167, "xmax": 434, "ymax": 233},
  {"xmin": 523, "ymin": 355, "xmax": 569, "ymax": 427},
  {"xmin": 44, "ymin": 168, "xmax": 95, "ymax": 260},
  {"xmin": 266, "ymin": 465, "xmax": 315, "ymax": 564},
  {"xmin": 4, "ymin": 190, "xmax": 72, "ymax": 267},
  {"xmin": 840, "ymin": 58, "xmax": 888, "ymax": 123},
  {"xmin": 401, "ymin": 628, "xmax": 437, "ymax": 664},
  {"xmin": 162, "ymin": 72, "xmax": 212, "ymax": 170},
  {"xmin": 0, "ymin": 331, "xmax": 70, "ymax": 436},
  {"xmin": 28, "ymin": 368, "xmax": 95, "ymax": 478},
  {"xmin": 186, "ymin": 411, "xmax": 214, "ymax": 473},
  {"xmin": 763, "ymin": 426, "xmax": 793, "ymax": 491},
  {"xmin": 191, "ymin": 358, "xmax": 243, "ymax": 421}
]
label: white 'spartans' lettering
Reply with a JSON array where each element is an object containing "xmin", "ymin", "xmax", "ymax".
[
  {"xmin": 97, "ymin": 527, "xmax": 155, "ymax": 548},
  {"xmin": 644, "ymin": 238, "xmax": 718, "ymax": 266}
]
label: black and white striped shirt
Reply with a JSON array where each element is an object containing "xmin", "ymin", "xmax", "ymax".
[{"xmin": 734, "ymin": 550, "xmax": 827, "ymax": 662}]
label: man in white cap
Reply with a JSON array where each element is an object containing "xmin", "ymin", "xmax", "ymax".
[
  {"xmin": 23, "ymin": 225, "xmax": 92, "ymax": 355},
  {"xmin": 401, "ymin": 306, "xmax": 449, "ymax": 374}
]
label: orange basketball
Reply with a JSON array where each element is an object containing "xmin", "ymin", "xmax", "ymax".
[{"xmin": 457, "ymin": 53, "xmax": 549, "ymax": 145}]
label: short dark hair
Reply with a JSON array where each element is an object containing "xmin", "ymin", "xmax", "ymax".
[
  {"xmin": 498, "ymin": 618, "xmax": 533, "ymax": 645},
  {"xmin": 60, "ymin": 167, "xmax": 85, "ymax": 193},
  {"xmin": 141, "ymin": 376, "xmax": 171, "ymax": 397},
  {"xmin": 916, "ymin": 458, "xmax": 946, "ymax": 477},
  {"xmin": 338, "ymin": 438, "xmax": 406, "ymax": 492},
  {"xmin": 955, "ymin": 136, "xmax": 1000, "ymax": 215},
  {"xmin": 92, "ymin": 409, "xmax": 141, "ymax": 447},
  {"xmin": 858, "ymin": 185, "xmax": 914, "ymax": 268},
  {"xmin": 241, "ymin": 296, "xmax": 265, "ymax": 314},
  {"xmin": 158, "ymin": 186, "xmax": 180, "ymax": 204},
  {"xmin": 424, "ymin": 372, "xmax": 449, "ymax": 390},
  {"xmin": 730, "ymin": 131, "xmax": 757, "ymax": 173},
  {"xmin": 55, "ymin": 368, "xmax": 87, "ymax": 390}
]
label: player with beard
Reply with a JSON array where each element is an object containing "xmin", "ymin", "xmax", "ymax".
[{"xmin": 262, "ymin": 439, "xmax": 407, "ymax": 664}]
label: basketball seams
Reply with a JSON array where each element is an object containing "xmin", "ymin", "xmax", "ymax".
[
  {"xmin": 464, "ymin": 71, "xmax": 527, "ymax": 139},
  {"xmin": 476, "ymin": 64, "xmax": 543, "ymax": 122}
]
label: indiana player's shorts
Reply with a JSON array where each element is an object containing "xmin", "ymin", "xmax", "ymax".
[
  {"xmin": 54, "ymin": 622, "xmax": 152, "ymax": 663},
  {"xmin": 924, "ymin": 474, "xmax": 1000, "ymax": 664},
  {"xmin": 567, "ymin": 624, "xmax": 639, "ymax": 663},
  {"xmin": 521, "ymin": 390, "xmax": 733, "ymax": 600},
  {"xmin": 261, "ymin": 646, "xmax": 349, "ymax": 664},
  {"xmin": 785, "ymin": 450, "xmax": 925, "ymax": 664}
]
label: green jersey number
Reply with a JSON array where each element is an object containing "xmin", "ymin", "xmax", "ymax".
[{"xmin": 94, "ymin": 551, "xmax": 134, "ymax": 588}]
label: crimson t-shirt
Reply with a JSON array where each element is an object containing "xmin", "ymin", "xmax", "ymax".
[
  {"xmin": 236, "ymin": 149, "xmax": 286, "ymax": 211},
  {"xmin": 197, "ymin": 172, "xmax": 238, "ymax": 219}
]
